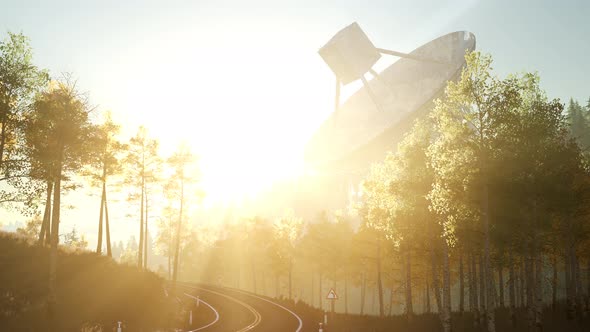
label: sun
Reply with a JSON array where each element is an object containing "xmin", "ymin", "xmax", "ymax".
[
  {"xmin": 116, "ymin": 73, "xmax": 310, "ymax": 206},
  {"xmin": 108, "ymin": 25, "xmax": 335, "ymax": 207}
]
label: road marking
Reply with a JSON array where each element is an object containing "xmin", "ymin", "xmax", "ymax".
[
  {"xmin": 180, "ymin": 284, "xmax": 262, "ymax": 332},
  {"xmin": 229, "ymin": 288, "xmax": 303, "ymax": 332},
  {"xmin": 183, "ymin": 292, "xmax": 220, "ymax": 331}
]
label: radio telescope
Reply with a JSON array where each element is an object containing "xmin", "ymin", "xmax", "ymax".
[
  {"xmin": 306, "ymin": 23, "xmax": 476, "ymax": 175},
  {"xmin": 287, "ymin": 24, "xmax": 476, "ymax": 218}
]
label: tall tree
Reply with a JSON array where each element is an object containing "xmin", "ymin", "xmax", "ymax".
[
  {"xmin": 27, "ymin": 78, "xmax": 97, "ymax": 331},
  {"xmin": 428, "ymin": 52, "xmax": 524, "ymax": 332},
  {"xmin": 0, "ymin": 32, "xmax": 48, "ymax": 177},
  {"xmin": 362, "ymin": 119, "xmax": 437, "ymax": 322},
  {"xmin": 567, "ymin": 98, "xmax": 589, "ymax": 150},
  {"xmin": 124, "ymin": 126, "xmax": 159, "ymax": 268},
  {"xmin": 272, "ymin": 209, "xmax": 304, "ymax": 300},
  {"xmin": 167, "ymin": 143, "xmax": 199, "ymax": 293},
  {"xmin": 0, "ymin": 32, "xmax": 48, "ymax": 222},
  {"xmin": 87, "ymin": 112, "xmax": 126, "ymax": 257}
]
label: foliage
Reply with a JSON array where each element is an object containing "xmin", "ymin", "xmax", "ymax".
[
  {"xmin": 62, "ymin": 226, "xmax": 88, "ymax": 250},
  {"xmin": 15, "ymin": 216, "xmax": 41, "ymax": 240}
]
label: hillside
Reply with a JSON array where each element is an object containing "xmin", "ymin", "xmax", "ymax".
[{"xmin": 0, "ymin": 232, "xmax": 176, "ymax": 331}]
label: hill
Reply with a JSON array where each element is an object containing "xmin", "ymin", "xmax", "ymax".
[{"xmin": 0, "ymin": 232, "xmax": 177, "ymax": 331}]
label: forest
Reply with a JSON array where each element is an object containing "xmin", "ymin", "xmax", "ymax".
[{"xmin": 2, "ymin": 29, "xmax": 590, "ymax": 332}]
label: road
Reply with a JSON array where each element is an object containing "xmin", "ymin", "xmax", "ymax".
[{"xmin": 177, "ymin": 283, "xmax": 304, "ymax": 332}]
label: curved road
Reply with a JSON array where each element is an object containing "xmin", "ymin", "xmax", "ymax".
[{"xmin": 178, "ymin": 283, "xmax": 304, "ymax": 332}]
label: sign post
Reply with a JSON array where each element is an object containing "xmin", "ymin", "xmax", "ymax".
[{"xmin": 325, "ymin": 288, "xmax": 338, "ymax": 326}]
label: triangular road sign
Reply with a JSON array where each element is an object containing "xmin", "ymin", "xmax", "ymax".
[{"xmin": 326, "ymin": 288, "xmax": 338, "ymax": 300}]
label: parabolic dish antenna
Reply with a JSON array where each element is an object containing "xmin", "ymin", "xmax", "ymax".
[{"xmin": 306, "ymin": 24, "xmax": 476, "ymax": 173}]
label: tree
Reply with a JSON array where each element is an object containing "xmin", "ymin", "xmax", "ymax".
[
  {"xmin": 27, "ymin": 78, "xmax": 98, "ymax": 331},
  {"xmin": 0, "ymin": 32, "xmax": 48, "ymax": 180},
  {"xmin": 123, "ymin": 126, "xmax": 159, "ymax": 269},
  {"xmin": 16, "ymin": 216, "xmax": 42, "ymax": 240},
  {"xmin": 272, "ymin": 209, "xmax": 304, "ymax": 300},
  {"xmin": 0, "ymin": 32, "xmax": 48, "ymax": 231},
  {"xmin": 427, "ymin": 52, "xmax": 530, "ymax": 332},
  {"xmin": 566, "ymin": 98, "xmax": 589, "ymax": 150},
  {"xmin": 155, "ymin": 207, "xmax": 176, "ymax": 279},
  {"xmin": 167, "ymin": 143, "xmax": 199, "ymax": 294},
  {"xmin": 297, "ymin": 212, "xmax": 352, "ymax": 312},
  {"xmin": 87, "ymin": 112, "xmax": 126, "ymax": 257},
  {"xmin": 120, "ymin": 236, "xmax": 139, "ymax": 265},
  {"xmin": 362, "ymin": 119, "xmax": 437, "ymax": 322},
  {"xmin": 63, "ymin": 226, "xmax": 88, "ymax": 250}
]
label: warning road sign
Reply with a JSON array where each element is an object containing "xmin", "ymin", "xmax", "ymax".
[{"xmin": 326, "ymin": 288, "xmax": 338, "ymax": 300}]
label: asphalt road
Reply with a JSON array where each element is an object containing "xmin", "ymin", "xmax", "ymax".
[{"xmin": 178, "ymin": 283, "xmax": 304, "ymax": 332}]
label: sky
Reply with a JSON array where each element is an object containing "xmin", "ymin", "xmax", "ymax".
[{"xmin": 0, "ymin": 0, "xmax": 588, "ymax": 247}]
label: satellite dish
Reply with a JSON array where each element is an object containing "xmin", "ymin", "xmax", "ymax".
[{"xmin": 307, "ymin": 28, "xmax": 476, "ymax": 172}]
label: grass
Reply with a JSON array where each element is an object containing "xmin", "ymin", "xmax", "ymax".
[{"xmin": 0, "ymin": 232, "xmax": 178, "ymax": 331}]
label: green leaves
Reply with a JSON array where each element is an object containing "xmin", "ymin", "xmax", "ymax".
[
  {"xmin": 361, "ymin": 50, "xmax": 585, "ymax": 254},
  {"xmin": 26, "ymin": 79, "xmax": 98, "ymax": 183}
]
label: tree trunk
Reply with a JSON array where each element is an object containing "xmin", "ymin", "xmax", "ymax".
[
  {"xmin": 467, "ymin": 252, "xmax": 474, "ymax": 313},
  {"xmin": 442, "ymin": 240, "xmax": 452, "ymax": 332},
  {"xmin": 138, "ymin": 169, "xmax": 144, "ymax": 269},
  {"xmin": 0, "ymin": 111, "xmax": 9, "ymax": 171},
  {"xmin": 587, "ymin": 259, "xmax": 590, "ymax": 316},
  {"xmin": 96, "ymin": 182, "xmax": 105, "ymax": 253},
  {"xmin": 552, "ymin": 253, "xmax": 557, "ymax": 312},
  {"xmin": 332, "ymin": 280, "xmax": 336, "ymax": 314},
  {"xmin": 509, "ymin": 250, "xmax": 516, "ymax": 326},
  {"xmin": 574, "ymin": 252, "xmax": 583, "ymax": 318},
  {"xmin": 520, "ymin": 258, "xmax": 526, "ymax": 309},
  {"xmin": 482, "ymin": 182, "xmax": 495, "ymax": 332},
  {"xmin": 459, "ymin": 252, "xmax": 465, "ymax": 315},
  {"xmin": 406, "ymin": 246, "xmax": 413, "ymax": 321},
  {"xmin": 168, "ymin": 225, "xmax": 172, "ymax": 280},
  {"xmin": 526, "ymin": 252, "xmax": 535, "ymax": 330},
  {"xmin": 345, "ymin": 273, "xmax": 349, "ymax": 314},
  {"xmin": 319, "ymin": 270, "xmax": 323, "ymax": 310},
  {"xmin": 513, "ymin": 258, "xmax": 522, "ymax": 308},
  {"xmin": 38, "ymin": 180, "xmax": 52, "ymax": 246},
  {"xmin": 565, "ymin": 244, "xmax": 574, "ymax": 319},
  {"xmin": 377, "ymin": 240, "xmax": 384, "ymax": 317},
  {"xmin": 534, "ymin": 245, "xmax": 543, "ymax": 332},
  {"xmin": 479, "ymin": 255, "xmax": 486, "ymax": 320},
  {"xmin": 167, "ymin": 246, "xmax": 171, "ymax": 280},
  {"xmin": 498, "ymin": 267, "xmax": 504, "ymax": 308},
  {"xmin": 472, "ymin": 253, "xmax": 480, "ymax": 326},
  {"xmin": 172, "ymin": 174, "xmax": 184, "ymax": 294},
  {"xmin": 492, "ymin": 272, "xmax": 499, "ymax": 308},
  {"xmin": 433, "ymin": 250, "xmax": 442, "ymax": 315},
  {"xmin": 143, "ymin": 188, "xmax": 149, "ymax": 269},
  {"xmin": 311, "ymin": 273, "xmax": 314, "ymax": 307},
  {"xmin": 426, "ymin": 281, "xmax": 431, "ymax": 314},
  {"xmin": 252, "ymin": 262, "xmax": 257, "ymax": 294},
  {"xmin": 360, "ymin": 272, "xmax": 366, "ymax": 315},
  {"xmin": 372, "ymin": 286, "xmax": 377, "ymax": 315},
  {"xmin": 104, "ymin": 190, "xmax": 111, "ymax": 257},
  {"xmin": 388, "ymin": 279, "xmax": 394, "ymax": 316},
  {"xmin": 47, "ymin": 149, "xmax": 63, "ymax": 332},
  {"xmin": 288, "ymin": 259, "xmax": 293, "ymax": 300}
]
